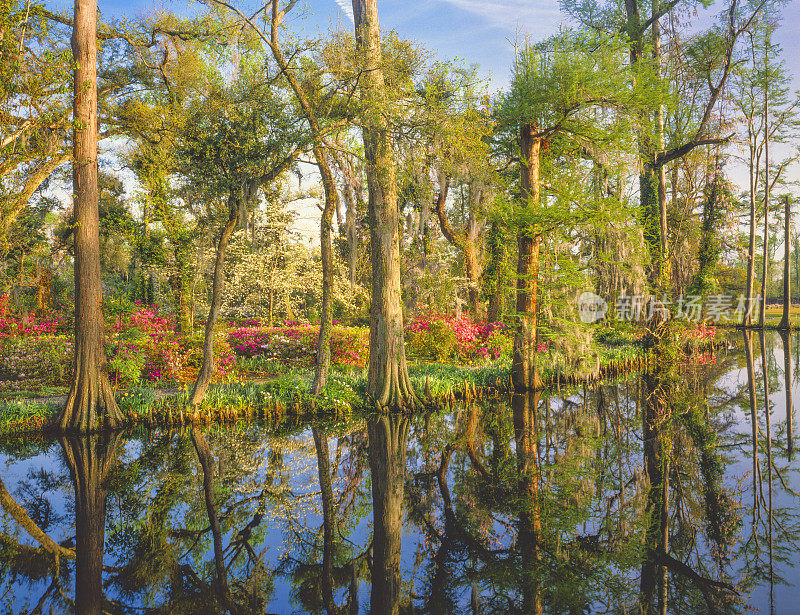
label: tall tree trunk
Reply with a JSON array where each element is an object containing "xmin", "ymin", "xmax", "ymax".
[
  {"xmin": 512, "ymin": 124, "xmax": 542, "ymax": 392},
  {"xmin": 653, "ymin": 4, "xmax": 669, "ymax": 291},
  {"xmin": 367, "ymin": 413, "xmax": 409, "ymax": 615},
  {"xmin": 188, "ymin": 188, "xmax": 242, "ymax": 408},
  {"xmin": 780, "ymin": 195, "xmax": 791, "ymax": 329},
  {"xmin": 352, "ymin": 0, "xmax": 416, "ymax": 408},
  {"xmin": 744, "ymin": 145, "xmax": 757, "ymax": 327},
  {"xmin": 761, "ymin": 44, "xmax": 770, "ymax": 329},
  {"xmin": 60, "ymin": 432, "xmax": 121, "ymax": 615},
  {"xmin": 485, "ymin": 220, "xmax": 506, "ymax": 323},
  {"xmin": 465, "ymin": 245, "xmax": 480, "ymax": 317},
  {"xmin": 266, "ymin": 3, "xmax": 339, "ymax": 395},
  {"xmin": 59, "ymin": 0, "xmax": 121, "ymax": 432},
  {"xmin": 432, "ymin": 176, "xmax": 482, "ymax": 316},
  {"xmin": 311, "ymin": 146, "xmax": 337, "ymax": 394},
  {"xmin": 169, "ymin": 272, "xmax": 192, "ymax": 335},
  {"xmin": 342, "ymin": 169, "xmax": 359, "ymax": 288}
]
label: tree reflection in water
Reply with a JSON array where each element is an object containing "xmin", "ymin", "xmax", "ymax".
[
  {"xmin": 0, "ymin": 333, "xmax": 797, "ymax": 613},
  {"xmin": 61, "ymin": 432, "xmax": 122, "ymax": 615}
]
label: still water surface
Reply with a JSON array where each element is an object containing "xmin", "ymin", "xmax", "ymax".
[{"xmin": 0, "ymin": 330, "xmax": 797, "ymax": 614}]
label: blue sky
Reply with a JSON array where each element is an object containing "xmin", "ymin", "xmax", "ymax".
[{"xmin": 45, "ymin": 0, "xmax": 800, "ymax": 93}]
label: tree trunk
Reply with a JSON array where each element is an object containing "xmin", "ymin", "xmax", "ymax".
[
  {"xmin": 432, "ymin": 176, "xmax": 482, "ymax": 316},
  {"xmin": 780, "ymin": 196, "xmax": 791, "ymax": 329},
  {"xmin": 761, "ymin": 48, "xmax": 770, "ymax": 329},
  {"xmin": 59, "ymin": 0, "xmax": 121, "ymax": 432},
  {"xmin": 367, "ymin": 413, "xmax": 409, "ymax": 615},
  {"xmin": 188, "ymin": 189, "xmax": 242, "ymax": 407},
  {"xmin": 464, "ymin": 242, "xmax": 480, "ymax": 317},
  {"xmin": 266, "ymin": 4, "xmax": 339, "ymax": 395},
  {"xmin": 343, "ymin": 171, "xmax": 359, "ymax": 287},
  {"xmin": 60, "ymin": 432, "xmax": 121, "ymax": 615},
  {"xmin": 352, "ymin": 0, "xmax": 416, "ymax": 408},
  {"xmin": 169, "ymin": 272, "xmax": 192, "ymax": 335},
  {"xmin": 744, "ymin": 147, "xmax": 757, "ymax": 327},
  {"xmin": 485, "ymin": 220, "xmax": 506, "ymax": 323},
  {"xmin": 512, "ymin": 124, "xmax": 542, "ymax": 392},
  {"xmin": 311, "ymin": 146, "xmax": 337, "ymax": 395},
  {"xmin": 652, "ymin": 4, "xmax": 669, "ymax": 291}
]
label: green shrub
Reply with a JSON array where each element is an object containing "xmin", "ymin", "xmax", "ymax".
[
  {"xmin": 406, "ymin": 321, "xmax": 458, "ymax": 362},
  {"xmin": 0, "ymin": 335, "xmax": 74, "ymax": 394},
  {"xmin": 108, "ymin": 345, "xmax": 147, "ymax": 388}
]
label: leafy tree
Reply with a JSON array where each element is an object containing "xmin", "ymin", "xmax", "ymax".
[{"xmin": 497, "ymin": 32, "xmax": 637, "ymax": 391}]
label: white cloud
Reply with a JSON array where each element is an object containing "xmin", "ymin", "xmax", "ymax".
[
  {"xmin": 333, "ymin": 0, "xmax": 354, "ymax": 23},
  {"xmin": 437, "ymin": 0, "xmax": 561, "ymax": 32}
]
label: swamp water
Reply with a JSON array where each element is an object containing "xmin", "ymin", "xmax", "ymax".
[{"xmin": 0, "ymin": 331, "xmax": 798, "ymax": 614}]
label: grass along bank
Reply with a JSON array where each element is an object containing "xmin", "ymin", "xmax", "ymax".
[{"xmin": 0, "ymin": 323, "xmax": 723, "ymax": 437}]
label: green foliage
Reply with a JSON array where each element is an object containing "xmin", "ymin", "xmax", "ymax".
[
  {"xmin": 118, "ymin": 387, "xmax": 157, "ymax": 417},
  {"xmin": 108, "ymin": 348, "xmax": 148, "ymax": 389},
  {"xmin": 406, "ymin": 321, "xmax": 458, "ymax": 362}
]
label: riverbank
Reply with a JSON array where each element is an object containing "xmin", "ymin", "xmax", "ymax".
[{"xmin": 0, "ymin": 329, "xmax": 724, "ymax": 437}]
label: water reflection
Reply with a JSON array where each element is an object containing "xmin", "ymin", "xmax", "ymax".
[
  {"xmin": 0, "ymin": 332, "xmax": 798, "ymax": 613},
  {"xmin": 62, "ymin": 432, "xmax": 121, "ymax": 615}
]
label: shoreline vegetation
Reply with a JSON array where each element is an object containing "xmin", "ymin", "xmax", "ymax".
[{"xmin": 0, "ymin": 324, "xmax": 724, "ymax": 438}]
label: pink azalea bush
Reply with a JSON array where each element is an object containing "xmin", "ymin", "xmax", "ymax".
[
  {"xmin": 0, "ymin": 294, "xmax": 63, "ymax": 340},
  {"xmin": 0, "ymin": 335, "xmax": 74, "ymax": 394},
  {"xmin": 228, "ymin": 324, "xmax": 368, "ymax": 370},
  {"xmin": 405, "ymin": 312, "xmax": 511, "ymax": 362}
]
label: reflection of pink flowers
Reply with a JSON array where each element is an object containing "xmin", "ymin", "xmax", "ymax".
[{"xmin": 692, "ymin": 322, "xmax": 716, "ymax": 340}]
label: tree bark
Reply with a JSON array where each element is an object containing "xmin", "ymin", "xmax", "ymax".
[
  {"xmin": 265, "ymin": 1, "xmax": 339, "ymax": 395},
  {"xmin": 188, "ymin": 188, "xmax": 242, "ymax": 407},
  {"xmin": 432, "ymin": 176, "xmax": 482, "ymax": 316},
  {"xmin": 311, "ymin": 158, "xmax": 337, "ymax": 395},
  {"xmin": 761, "ymin": 42, "xmax": 770, "ymax": 329},
  {"xmin": 512, "ymin": 124, "xmax": 542, "ymax": 392},
  {"xmin": 58, "ymin": 0, "xmax": 121, "ymax": 432},
  {"xmin": 744, "ymin": 144, "xmax": 757, "ymax": 327},
  {"xmin": 779, "ymin": 195, "xmax": 791, "ymax": 329},
  {"xmin": 352, "ymin": 0, "xmax": 417, "ymax": 408},
  {"xmin": 367, "ymin": 413, "xmax": 409, "ymax": 615},
  {"xmin": 485, "ymin": 220, "xmax": 507, "ymax": 323}
]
